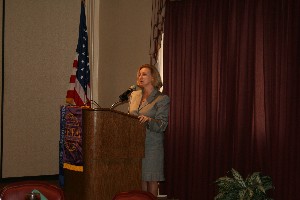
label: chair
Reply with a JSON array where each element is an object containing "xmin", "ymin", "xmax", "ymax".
[
  {"xmin": 112, "ymin": 190, "xmax": 156, "ymax": 200},
  {"xmin": 0, "ymin": 180, "xmax": 64, "ymax": 200}
]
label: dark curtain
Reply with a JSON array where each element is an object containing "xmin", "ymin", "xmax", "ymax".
[{"xmin": 163, "ymin": 0, "xmax": 300, "ymax": 199}]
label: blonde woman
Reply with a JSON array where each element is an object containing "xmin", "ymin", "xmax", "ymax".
[{"xmin": 128, "ymin": 64, "xmax": 170, "ymax": 197}]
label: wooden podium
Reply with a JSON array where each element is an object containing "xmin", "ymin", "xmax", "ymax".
[{"xmin": 64, "ymin": 108, "xmax": 145, "ymax": 200}]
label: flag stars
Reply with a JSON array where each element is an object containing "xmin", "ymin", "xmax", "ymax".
[{"xmin": 66, "ymin": 3, "xmax": 90, "ymax": 106}]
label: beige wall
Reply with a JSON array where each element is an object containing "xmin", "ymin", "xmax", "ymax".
[
  {"xmin": 2, "ymin": 0, "xmax": 81, "ymax": 178},
  {"xmin": 1, "ymin": 0, "xmax": 151, "ymax": 178},
  {"xmin": 97, "ymin": 0, "xmax": 152, "ymax": 112}
]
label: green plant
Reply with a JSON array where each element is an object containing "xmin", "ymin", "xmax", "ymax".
[{"xmin": 214, "ymin": 168, "xmax": 274, "ymax": 200}]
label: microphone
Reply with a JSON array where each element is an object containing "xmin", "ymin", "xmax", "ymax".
[{"xmin": 119, "ymin": 85, "xmax": 137, "ymax": 102}]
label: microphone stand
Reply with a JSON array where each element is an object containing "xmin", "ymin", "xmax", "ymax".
[
  {"xmin": 112, "ymin": 85, "xmax": 136, "ymax": 110},
  {"xmin": 110, "ymin": 100, "xmax": 122, "ymax": 110}
]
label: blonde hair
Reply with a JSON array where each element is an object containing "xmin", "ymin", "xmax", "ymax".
[{"xmin": 137, "ymin": 64, "xmax": 163, "ymax": 89}]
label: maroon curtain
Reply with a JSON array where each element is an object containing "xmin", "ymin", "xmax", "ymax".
[{"xmin": 163, "ymin": 0, "xmax": 300, "ymax": 199}]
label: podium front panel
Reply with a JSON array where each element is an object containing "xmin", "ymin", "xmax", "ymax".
[{"xmin": 82, "ymin": 108, "xmax": 145, "ymax": 200}]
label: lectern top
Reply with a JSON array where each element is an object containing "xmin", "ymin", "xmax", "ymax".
[{"xmin": 82, "ymin": 107, "xmax": 139, "ymax": 119}]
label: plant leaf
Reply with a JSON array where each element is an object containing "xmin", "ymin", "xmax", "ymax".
[
  {"xmin": 215, "ymin": 169, "xmax": 274, "ymax": 200},
  {"xmin": 231, "ymin": 168, "xmax": 246, "ymax": 187}
]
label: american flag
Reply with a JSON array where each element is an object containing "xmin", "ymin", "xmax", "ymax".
[{"xmin": 66, "ymin": 2, "xmax": 91, "ymax": 106}]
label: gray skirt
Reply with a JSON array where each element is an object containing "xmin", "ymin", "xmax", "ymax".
[{"xmin": 142, "ymin": 132, "xmax": 165, "ymax": 181}]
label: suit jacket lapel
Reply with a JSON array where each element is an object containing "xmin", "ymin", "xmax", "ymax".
[{"xmin": 138, "ymin": 89, "xmax": 159, "ymax": 111}]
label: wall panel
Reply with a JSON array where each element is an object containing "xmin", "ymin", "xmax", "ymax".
[
  {"xmin": 98, "ymin": 0, "xmax": 152, "ymax": 112},
  {"xmin": 2, "ymin": 0, "xmax": 80, "ymax": 177}
]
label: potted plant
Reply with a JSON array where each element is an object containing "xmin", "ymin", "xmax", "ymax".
[{"xmin": 214, "ymin": 168, "xmax": 274, "ymax": 200}]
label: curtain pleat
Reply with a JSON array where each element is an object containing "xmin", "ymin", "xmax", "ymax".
[{"xmin": 163, "ymin": 0, "xmax": 300, "ymax": 199}]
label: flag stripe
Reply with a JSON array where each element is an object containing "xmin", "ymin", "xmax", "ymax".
[
  {"xmin": 69, "ymin": 75, "xmax": 76, "ymax": 83},
  {"xmin": 66, "ymin": 2, "xmax": 91, "ymax": 107}
]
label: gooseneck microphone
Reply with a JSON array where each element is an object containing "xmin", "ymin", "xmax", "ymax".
[
  {"xmin": 111, "ymin": 85, "xmax": 137, "ymax": 109},
  {"xmin": 119, "ymin": 85, "xmax": 137, "ymax": 102}
]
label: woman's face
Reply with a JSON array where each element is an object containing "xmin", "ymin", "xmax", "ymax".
[{"xmin": 138, "ymin": 67, "xmax": 153, "ymax": 88}]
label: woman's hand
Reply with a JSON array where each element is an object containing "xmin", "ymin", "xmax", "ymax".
[{"xmin": 138, "ymin": 115, "xmax": 151, "ymax": 124}]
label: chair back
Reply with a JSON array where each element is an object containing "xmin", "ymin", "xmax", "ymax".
[
  {"xmin": 0, "ymin": 181, "xmax": 64, "ymax": 200},
  {"xmin": 112, "ymin": 190, "xmax": 156, "ymax": 200}
]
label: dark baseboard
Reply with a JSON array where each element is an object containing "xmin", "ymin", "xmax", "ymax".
[{"xmin": 0, "ymin": 174, "xmax": 59, "ymax": 183}]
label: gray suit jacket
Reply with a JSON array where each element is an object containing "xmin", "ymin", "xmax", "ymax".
[{"xmin": 129, "ymin": 88, "xmax": 170, "ymax": 134}]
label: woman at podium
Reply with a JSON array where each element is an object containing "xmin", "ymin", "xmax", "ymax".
[{"xmin": 128, "ymin": 64, "xmax": 170, "ymax": 197}]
